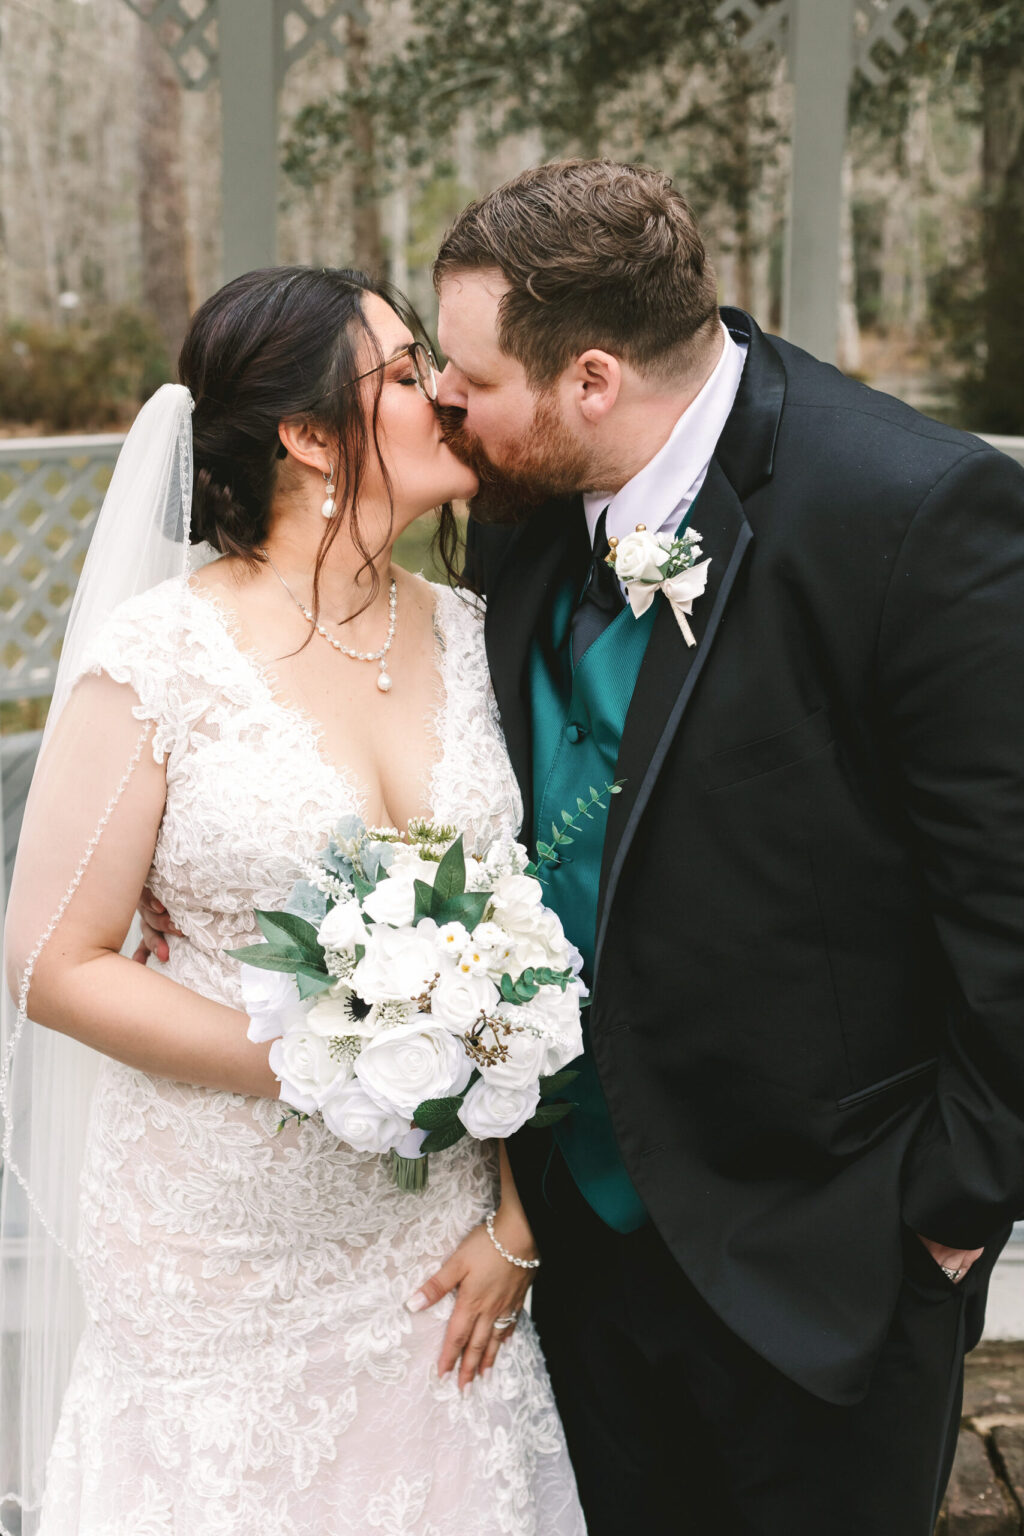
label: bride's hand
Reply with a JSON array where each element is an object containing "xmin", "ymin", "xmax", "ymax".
[{"xmin": 406, "ymin": 1204, "xmax": 538, "ymax": 1389}]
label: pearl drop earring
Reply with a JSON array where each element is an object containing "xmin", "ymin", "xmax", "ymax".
[{"xmin": 320, "ymin": 467, "xmax": 337, "ymax": 520}]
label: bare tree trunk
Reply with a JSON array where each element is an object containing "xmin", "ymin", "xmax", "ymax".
[
  {"xmin": 347, "ymin": 16, "xmax": 383, "ymax": 276},
  {"xmin": 978, "ymin": 44, "xmax": 1024, "ymax": 432},
  {"xmin": 136, "ymin": 19, "xmax": 191, "ymax": 367}
]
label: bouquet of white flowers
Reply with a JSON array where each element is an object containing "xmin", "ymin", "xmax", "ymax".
[{"xmin": 228, "ymin": 800, "xmax": 616, "ymax": 1190}]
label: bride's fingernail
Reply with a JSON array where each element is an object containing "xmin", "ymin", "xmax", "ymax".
[{"xmin": 406, "ymin": 1291, "xmax": 428, "ymax": 1313}]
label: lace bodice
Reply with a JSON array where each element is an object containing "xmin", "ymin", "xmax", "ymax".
[
  {"xmin": 36, "ymin": 576, "xmax": 583, "ymax": 1536},
  {"xmin": 80, "ymin": 575, "xmax": 523, "ymax": 1011}
]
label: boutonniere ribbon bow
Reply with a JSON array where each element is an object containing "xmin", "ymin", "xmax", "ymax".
[{"xmin": 605, "ymin": 525, "xmax": 712, "ymax": 648}]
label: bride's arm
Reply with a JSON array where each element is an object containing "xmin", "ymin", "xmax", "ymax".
[
  {"xmin": 406, "ymin": 1140, "xmax": 540, "ymax": 1387},
  {"xmin": 5, "ymin": 671, "xmax": 277, "ymax": 1099}
]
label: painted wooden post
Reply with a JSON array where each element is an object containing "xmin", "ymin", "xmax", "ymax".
[
  {"xmin": 783, "ymin": 0, "xmax": 854, "ymax": 363},
  {"xmin": 218, "ymin": 0, "xmax": 283, "ymax": 279}
]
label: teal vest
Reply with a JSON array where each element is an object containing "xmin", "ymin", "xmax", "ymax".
[{"xmin": 528, "ymin": 573, "xmax": 659, "ymax": 1232}]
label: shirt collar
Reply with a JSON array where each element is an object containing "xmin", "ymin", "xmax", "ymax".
[{"xmin": 583, "ymin": 322, "xmax": 747, "ymax": 546}]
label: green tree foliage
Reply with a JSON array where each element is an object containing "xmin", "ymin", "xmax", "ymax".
[{"xmin": 858, "ymin": 0, "xmax": 1024, "ymax": 431}]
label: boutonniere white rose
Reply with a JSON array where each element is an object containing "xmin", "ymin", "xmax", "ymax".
[{"xmin": 606, "ymin": 524, "xmax": 711, "ymax": 647}]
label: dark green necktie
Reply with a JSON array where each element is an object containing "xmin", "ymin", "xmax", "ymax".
[{"xmin": 570, "ymin": 508, "xmax": 624, "ymax": 667}]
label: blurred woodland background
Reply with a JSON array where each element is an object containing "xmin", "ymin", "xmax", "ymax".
[{"xmin": 0, "ymin": 0, "xmax": 1021, "ymax": 437}]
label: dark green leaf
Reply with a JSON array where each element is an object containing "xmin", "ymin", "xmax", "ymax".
[
  {"xmin": 526, "ymin": 1101, "xmax": 574, "ymax": 1129},
  {"xmin": 296, "ymin": 971, "xmax": 335, "ymax": 999},
  {"xmin": 255, "ymin": 909, "xmax": 323, "ymax": 958},
  {"xmin": 432, "ymin": 835, "xmax": 467, "ymax": 903},
  {"xmin": 434, "ymin": 891, "xmax": 490, "ymax": 930},
  {"xmin": 413, "ymin": 880, "xmax": 435, "ymax": 922},
  {"xmin": 421, "ymin": 1120, "xmax": 469, "ymax": 1154},
  {"xmin": 499, "ymin": 973, "xmax": 519, "ymax": 1003},
  {"xmin": 352, "ymin": 872, "xmax": 374, "ymax": 901},
  {"xmin": 413, "ymin": 1095, "xmax": 464, "ymax": 1130},
  {"xmin": 539, "ymin": 1069, "xmax": 580, "ymax": 1096},
  {"xmin": 225, "ymin": 944, "xmax": 307, "ymax": 974}
]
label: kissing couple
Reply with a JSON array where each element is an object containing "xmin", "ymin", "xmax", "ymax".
[{"xmin": 4, "ymin": 158, "xmax": 1024, "ymax": 1536}]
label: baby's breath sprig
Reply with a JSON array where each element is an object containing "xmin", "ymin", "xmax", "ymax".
[{"xmin": 661, "ymin": 527, "xmax": 704, "ymax": 578}]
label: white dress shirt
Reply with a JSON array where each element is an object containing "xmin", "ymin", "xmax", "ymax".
[{"xmin": 583, "ymin": 322, "xmax": 748, "ymax": 550}]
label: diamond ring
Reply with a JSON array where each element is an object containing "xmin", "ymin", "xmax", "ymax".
[
  {"xmin": 493, "ymin": 1314, "xmax": 519, "ymax": 1332},
  {"xmin": 940, "ymin": 1264, "xmax": 965, "ymax": 1283}
]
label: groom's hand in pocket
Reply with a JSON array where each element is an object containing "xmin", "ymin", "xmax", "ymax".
[
  {"xmin": 916, "ymin": 1233, "xmax": 985, "ymax": 1282},
  {"xmin": 406, "ymin": 1217, "xmax": 536, "ymax": 1390}
]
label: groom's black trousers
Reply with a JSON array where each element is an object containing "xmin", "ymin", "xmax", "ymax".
[{"xmin": 529, "ymin": 1152, "xmax": 1003, "ymax": 1536}]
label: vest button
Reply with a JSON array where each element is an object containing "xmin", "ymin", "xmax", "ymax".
[{"xmin": 565, "ymin": 722, "xmax": 588, "ymax": 743}]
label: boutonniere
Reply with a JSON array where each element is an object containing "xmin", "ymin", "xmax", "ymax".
[{"xmin": 606, "ymin": 524, "xmax": 712, "ymax": 648}]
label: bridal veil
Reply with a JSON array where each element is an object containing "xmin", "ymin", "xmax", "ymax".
[{"xmin": 0, "ymin": 385, "xmax": 197, "ymax": 1534}]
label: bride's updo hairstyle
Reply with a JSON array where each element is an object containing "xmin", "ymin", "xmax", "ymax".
[{"xmin": 178, "ymin": 265, "xmax": 458, "ymax": 622}]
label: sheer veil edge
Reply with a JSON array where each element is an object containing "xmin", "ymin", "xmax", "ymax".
[{"xmin": 0, "ymin": 385, "xmax": 200, "ymax": 1534}]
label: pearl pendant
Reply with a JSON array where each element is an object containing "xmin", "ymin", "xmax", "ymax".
[
  {"xmin": 376, "ymin": 671, "xmax": 392, "ymax": 693},
  {"xmin": 321, "ymin": 497, "xmax": 336, "ymax": 520}
]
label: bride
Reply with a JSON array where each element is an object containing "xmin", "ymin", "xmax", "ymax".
[{"xmin": 1, "ymin": 266, "xmax": 585, "ymax": 1534}]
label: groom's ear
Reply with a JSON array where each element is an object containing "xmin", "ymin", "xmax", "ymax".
[{"xmin": 572, "ymin": 350, "xmax": 622, "ymax": 425}]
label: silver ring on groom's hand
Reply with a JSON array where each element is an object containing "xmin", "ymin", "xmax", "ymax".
[
  {"xmin": 940, "ymin": 1264, "xmax": 965, "ymax": 1283},
  {"xmin": 493, "ymin": 1314, "xmax": 519, "ymax": 1331}
]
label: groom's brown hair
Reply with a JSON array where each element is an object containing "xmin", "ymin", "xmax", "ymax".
[{"xmin": 433, "ymin": 159, "xmax": 719, "ymax": 387}]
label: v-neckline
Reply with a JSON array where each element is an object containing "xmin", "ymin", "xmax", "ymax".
[{"xmin": 184, "ymin": 576, "xmax": 450, "ymax": 832}]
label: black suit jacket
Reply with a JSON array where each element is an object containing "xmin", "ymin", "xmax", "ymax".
[{"xmin": 465, "ymin": 309, "xmax": 1024, "ymax": 1405}]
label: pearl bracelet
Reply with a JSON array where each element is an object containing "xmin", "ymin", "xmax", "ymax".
[{"xmin": 484, "ymin": 1211, "xmax": 541, "ymax": 1270}]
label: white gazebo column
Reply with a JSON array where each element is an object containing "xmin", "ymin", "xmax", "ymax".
[
  {"xmin": 782, "ymin": 0, "xmax": 854, "ymax": 363},
  {"xmin": 218, "ymin": 0, "xmax": 283, "ymax": 279}
]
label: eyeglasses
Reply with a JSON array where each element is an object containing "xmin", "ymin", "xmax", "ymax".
[{"xmin": 345, "ymin": 341, "xmax": 439, "ymax": 403}]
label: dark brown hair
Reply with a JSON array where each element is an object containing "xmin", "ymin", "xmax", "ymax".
[
  {"xmin": 433, "ymin": 159, "xmax": 719, "ymax": 386},
  {"xmin": 178, "ymin": 266, "xmax": 460, "ymax": 623}
]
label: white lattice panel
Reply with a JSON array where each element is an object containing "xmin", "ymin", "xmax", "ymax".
[
  {"xmin": 121, "ymin": 0, "xmax": 219, "ymax": 89},
  {"xmin": 715, "ymin": 0, "xmax": 936, "ymax": 83},
  {"xmin": 0, "ymin": 438, "xmax": 122, "ymax": 702},
  {"xmin": 282, "ymin": 0, "xmax": 368, "ymax": 69}
]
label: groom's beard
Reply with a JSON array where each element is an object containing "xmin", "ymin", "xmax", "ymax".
[{"xmin": 436, "ymin": 395, "xmax": 592, "ymax": 526}]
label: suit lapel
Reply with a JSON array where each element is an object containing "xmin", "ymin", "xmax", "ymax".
[
  {"xmin": 594, "ymin": 308, "xmax": 786, "ymax": 976},
  {"xmin": 482, "ymin": 499, "xmax": 589, "ymax": 837}
]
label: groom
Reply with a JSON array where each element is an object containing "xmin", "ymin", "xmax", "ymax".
[{"xmin": 428, "ymin": 159, "xmax": 1024, "ymax": 1534}]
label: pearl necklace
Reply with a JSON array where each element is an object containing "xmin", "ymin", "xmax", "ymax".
[{"xmin": 261, "ymin": 549, "xmax": 398, "ymax": 693}]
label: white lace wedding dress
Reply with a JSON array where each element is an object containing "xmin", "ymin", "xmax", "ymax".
[{"xmin": 38, "ymin": 576, "xmax": 586, "ymax": 1536}]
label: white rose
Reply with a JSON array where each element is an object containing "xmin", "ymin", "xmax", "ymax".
[
  {"xmin": 508, "ymin": 907, "xmax": 568, "ymax": 971},
  {"xmin": 305, "ymin": 985, "xmax": 377, "ymax": 1040},
  {"xmin": 458, "ymin": 1079, "xmax": 540, "ymax": 1139},
  {"xmin": 268, "ymin": 1030, "xmax": 348, "ymax": 1113},
  {"xmin": 320, "ymin": 1080, "xmax": 408, "ymax": 1154},
  {"xmin": 351, "ymin": 926, "xmax": 437, "ymax": 1004},
  {"xmin": 316, "ymin": 898, "xmax": 368, "ymax": 953},
  {"xmin": 522, "ymin": 988, "xmax": 584, "ymax": 1074},
  {"xmin": 612, "ymin": 528, "xmax": 670, "ymax": 584},
  {"xmin": 489, "ymin": 873, "xmax": 543, "ymax": 932},
  {"xmin": 479, "ymin": 1028, "xmax": 548, "ymax": 1090},
  {"xmin": 240, "ymin": 963, "xmax": 310, "ymax": 1044},
  {"xmin": 356, "ymin": 1021, "xmax": 473, "ymax": 1118},
  {"xmin": 430, "ymin": 966, "xmax": 500, "ymax": 1031}
]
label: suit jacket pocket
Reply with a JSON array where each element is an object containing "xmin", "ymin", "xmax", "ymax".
[
  {"xmin": 836, "ymin": 1057, "xmax": 939, "ymax": 1110},
  {"xmin": 701, "ymin": 708, "xmax": 834, "ymax": 792}
]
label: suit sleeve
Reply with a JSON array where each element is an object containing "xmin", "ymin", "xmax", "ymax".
[
  {"xmin": 877, "ymin": 446, "xmax": 1024, "ymax": 1248},
  {"xmin": 461, "ymin": 515, "xmax": 488, "ymax": 598}
]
